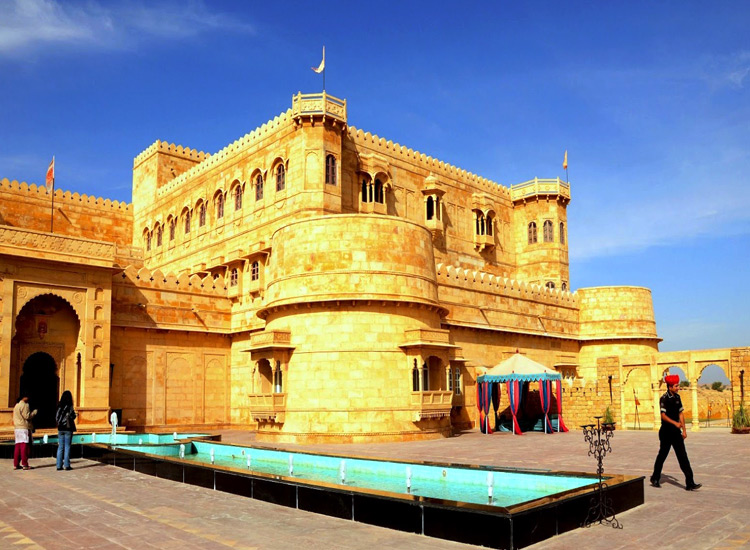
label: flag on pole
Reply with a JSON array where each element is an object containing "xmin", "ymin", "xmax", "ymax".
[
  {"xmin": 312, "ymin": 46, "xmax": 325, "ymax": 73},
  {"xmin": 45, "ymin": 157, "xmax": 55, "ymax": 193},
  {"xmin": 562, "ymin": 150, "xmax": 568, "ymax": 170}
]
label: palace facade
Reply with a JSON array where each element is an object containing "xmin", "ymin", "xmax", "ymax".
[{"xmin": 1, "ymin": 92, "xmax": 746, "ymax": 442}]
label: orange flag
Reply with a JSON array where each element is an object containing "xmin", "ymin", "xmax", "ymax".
[
  {"xmin": 45, "ymin": 157, "xmax": 55, "ymax": 193},
  {"xmin": 562, "ymin": 150, "xmax": 568, "ymax": 170}
]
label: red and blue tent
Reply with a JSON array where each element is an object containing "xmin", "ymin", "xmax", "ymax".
[{"xmin": 476, "ymin": 353, "xmax": 568, "ymax": 435}]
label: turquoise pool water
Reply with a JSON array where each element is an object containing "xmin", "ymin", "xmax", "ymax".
[
  {"xmin": 119, "ymin": 440, "xmax": 597, "ymax": 507},
  {"xmin": 34, "ymin": 433, "xmax": 209, "ymax": 445}
]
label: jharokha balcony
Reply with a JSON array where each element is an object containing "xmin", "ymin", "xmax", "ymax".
[
  {"xmin": 247, "ymin": 393, "xmax": 286, "ymax": 424},
  {"xmin": 410, "ymin": 390, "xmax": 453, "ymax": 421}
]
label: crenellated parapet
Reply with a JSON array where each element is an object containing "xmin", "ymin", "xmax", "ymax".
[
  {"xmin": 133, "ymin": 140, "xmax": 210, "ymax": 168},
  {"xmin": 347, "ymin": 127, "xmax": 510, "ymax": 198},
  {"xmin": 0, "ymin": 178, "xmax": 132, "ymax": 211},
  {"xmin": 112, "ymin": 265, "xmax": 232, "ymax": 333},
  {"xmin": 435, "ymin": 263, "xmax": 578, "ymax": 307},
  {"xmin": 154, "ymin": 109, "xmax": 294, "ymax": 199},
  {"xmin": 115, "ymin": 265, "xmax": 228, "ymax": 295}
]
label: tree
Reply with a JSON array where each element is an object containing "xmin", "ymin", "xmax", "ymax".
[
  {"xmin": 711, "ymin": 381, "xmax": 724, "ymax": 392},
  {"xmin": 679, "ymin": 380, "xmax": 690, "ymax": 388}
]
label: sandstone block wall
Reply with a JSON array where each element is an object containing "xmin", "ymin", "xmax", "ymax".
[{"xmin": 0, "ymin": 179, "xmax": 133, "ymax": 246}]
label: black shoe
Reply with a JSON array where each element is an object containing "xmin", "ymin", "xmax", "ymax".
[
  {"xmin": 650, "ymin": 477, "xmax": 660, "ymax": 488},
  {"xmin": 56, "ymin": 467, "xmax": 62, "ymax": 471},
  {"xmin": 65, "ymin": 467, "xmax": 73, "ymax": 471},
  {"xmin": 686, "ymin": 483, "xmax": 702, "ymax": 491}
]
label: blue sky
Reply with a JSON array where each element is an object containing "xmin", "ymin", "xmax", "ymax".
[{"xmin": 1, "ymin": 0, "xmax": 749, "ymax": 360}]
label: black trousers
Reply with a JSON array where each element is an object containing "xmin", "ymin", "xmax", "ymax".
[{"xmin": 652, "ymin": 427, "xmax": 695, "ymax": 485}]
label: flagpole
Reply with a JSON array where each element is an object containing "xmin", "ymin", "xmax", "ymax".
[{"xmin": 50, "ymin": 155, "xmax": 55, "ymax": 233}]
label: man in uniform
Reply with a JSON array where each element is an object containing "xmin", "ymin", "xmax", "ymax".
[{"xmin": 650, "ymin": 374, "xmax": 702, "ymax": 490}]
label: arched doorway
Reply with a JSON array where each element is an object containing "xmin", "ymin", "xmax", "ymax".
[{"xmin": 20, "ymin": 352, "xmax": 59, "ymax": 429}]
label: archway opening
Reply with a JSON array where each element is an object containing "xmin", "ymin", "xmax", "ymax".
[{"xmin": 20, "ymin": 352, "xmax": 59, "ymax": 429}]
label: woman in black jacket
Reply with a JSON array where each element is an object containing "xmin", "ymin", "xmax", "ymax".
[{"xmin": 55, "ymin": 390, "xmax": 77, "ymax": 471}]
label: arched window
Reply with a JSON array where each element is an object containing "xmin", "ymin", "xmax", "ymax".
[
  {"xmin": 426, "ymin": 196, "xmax": 435, "ymax": 220},
  {"xmin": 255, "ymin": 174, "xmax": 264, "ymax": 201},
  {"xmin": 169, "ymin": 218, "xmax": 176, "ymax": 241},
  {"xmin": 251, "ymin": 261, "xmax": 259, "ymax": 281},
  {"xmin": 543, "ymin": 220, "xmax": 554, "ymax": 242},
  {"xmin": 273, "ymin": 361, "xmax": 283, "ymax": 393},
  {"xmin": 198, "ymin": 202, "xmax": 206, "ymax": 227},
  {"xmin": 561, "ymin": 282, "xmax": 567, "ymax": 291},
  {"xmin": 234, "ymin": 185, "xmax": 243, "ymax": 211},
  {"xmin": 546, "ymin": 281, "xmax": 556, "ymax": 289},
  {"xmin": 276, "ymin": 164, "xmax": 285, "ymax": 192},
  {"xmin": 184, "ymin": 210, "xmax": 191, "ymax": 234},
  {"xmin": 453, "ymin": 367, "xmax": 461, "ymax": 395},
  {"xmin": 412, "ymin": 360, "xmax": 420, "ymax": 391},
  {"xmin": 528, "ymin": 222, "xmax": 537, "ymax": 244},
  {"xmin": 144, "ymin": 231, "xmax": 151, "ymax": 251},
  {"xmin": 486, "ymin": 215, "xmax": 493, "ymax": 236},
  {"xmin": 156, "ymin": 225, "xmax": 163, "ymax": 247},
  {"xmin": 217, "ymin": 194, "xmax": 224, "ymax": 219},
  {"xmin": 559, "ymin": 222, "xmax": 565, "ymax": 245},
  {"xmin": 475, "ymin": 212, "xmax": 486, "ymax": 235},
  {"xmin": 230, "ymin": 268, "xmax": 239, "ymax": 287},
  {"xmin": 374, "ymin": 179, "xmax": 384, "ymax": 204},
  {"xmin": 326, "ymin": 154, "xmax": 336, "ymax": 185},
  {"xmin": 361, "ymin": 179, "xmax": 368, "ymax": 203}
]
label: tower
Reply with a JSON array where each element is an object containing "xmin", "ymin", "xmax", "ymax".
[{"xmin": 511, "ymin": 177, "xmax": 570, "ymax": 290}]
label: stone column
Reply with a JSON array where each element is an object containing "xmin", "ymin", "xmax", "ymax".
[{"xmin": 691, "ymin": 378, "xmax": 700, "ymax": 432}]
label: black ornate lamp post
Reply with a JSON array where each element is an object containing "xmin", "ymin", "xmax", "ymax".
[{"xmin": 581, "ymin": 416, "xmax": 622, "ymax": 529}]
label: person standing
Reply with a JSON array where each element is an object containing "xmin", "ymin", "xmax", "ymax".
[
  {"xmin": 13, "ymin": 394, "xmax": 38, "ymax": 470},
  {"xmin": 650, "ymin": 374, "xmax": 702, "ymax": 490},
  {"xmin": 55, "ymin": 390, "xmax": 77, "ymax": 471}
]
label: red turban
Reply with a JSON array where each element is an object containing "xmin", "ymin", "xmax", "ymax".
[{"xmin": 665, "ymin": 374, "xmax": 680, "ymax": 386}]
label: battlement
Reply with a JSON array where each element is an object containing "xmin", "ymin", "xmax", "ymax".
[
  {"xmin": 115, "ymin": 265, "xmax": 228, "ymax": 296},
  {"xmin": 435, "ymin": 263, "xmax": 578, "ymax": 307},
  {"xmin": 133, "ymin": 140, "xmax": 211, "ymax": 168},
  {"xmin": 347, "ymin": 126, "xmax": 510, "ymax": 198},
  {"xmin": 154, "ymin": 109, "xmax": 294, "ymax": 199},
  {"xmin": 0, "ymin": 178, "xmax": 132, "ymax": 211}
]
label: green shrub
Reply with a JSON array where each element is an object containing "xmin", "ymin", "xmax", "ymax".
[
  {"xmin": 603, "ymin": 405, "xmax": 615, "ymax": 424},
  {"xmin": 711, "ymin": 381, "xmax": 724, "ymax": 392},
  {"xmin": 733, "ymin": 402, "xmax": 750, "ymax": 429}
]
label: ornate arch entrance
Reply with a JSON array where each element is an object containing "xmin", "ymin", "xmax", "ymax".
[
  {"xmin": 20, "ymin": 352, "xmax": 59, "ymax": 428},
  {"xmin": 10, "ymin": 294, "xmax": 81, "ymax": 427}
]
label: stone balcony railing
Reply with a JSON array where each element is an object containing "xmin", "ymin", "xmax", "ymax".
[
  {"xmin": 410, "ymin": 390, "xmax": 454, "ymax": 421},
  {"xmin": 473, "ymin": 233, "xmax": 494, "ymax": 251},
  {"xmin": 510, "ymin": 177, "xmax": 571, "ymax": 202},
  {"xmin": 248, "ymin": 330, "xmax": 293, "ymax": 351},
  {"xmin": 403, "ymin": 328, "xmax": 452, "ymax": 346},
  {"xmin": 247, "ymin": 393, "xmax": 286, "ymax": 423},
  {"xmin": 292, "ymin": 91, "xmax": 347, "ymax": 124}
]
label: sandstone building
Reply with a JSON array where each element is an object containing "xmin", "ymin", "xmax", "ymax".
[{"xmin": 1, "ymin": 92, "xmax": 746, "ymax": 442}]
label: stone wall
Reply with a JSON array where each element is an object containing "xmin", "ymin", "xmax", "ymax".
[{"xmin": 0, "ymin": 179, "xmax": 133, "ymax": 246}]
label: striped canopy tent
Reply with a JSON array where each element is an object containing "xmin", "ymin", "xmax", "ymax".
[{"xmin": 476, "ymin": 354, "xmax": 568, "ymax": 435}]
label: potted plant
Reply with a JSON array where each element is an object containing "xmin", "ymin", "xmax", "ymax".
[
  {"xmin": 602, "ymin": 405, "xmax": 616, "ymax": 430},
  {"xmin": 732, "ymin": 402, "xmax": 750, "ymax": 434}
]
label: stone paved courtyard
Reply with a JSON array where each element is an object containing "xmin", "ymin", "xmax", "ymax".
[{"xmin": 1, "ymin": 428, "xmax": 748, "ymax": 549}]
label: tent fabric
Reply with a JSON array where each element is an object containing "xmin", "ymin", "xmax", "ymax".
[
  {"xmin": 477, "ymin": 353, "xmax": 562, "ymax": 383},
  {"xmin": 482, "ymin": 382, "xmax": 493, "ymax": 434},
  {"xmin": 506, "ymin": 380, "xmax": 523, "ymax": 435},
  {"xmin": 476, "ymin": 382, "xmax": 485, "ymax": 433},
  {"xmin": 555, "ymin": 379, "xmax": 569, "ymax": 432},
  {"xmin": 539, "ymin": 380, "xmax": 554, "ymax": 433}
]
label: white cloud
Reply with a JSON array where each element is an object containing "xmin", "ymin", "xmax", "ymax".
[{"xmin": 0, "ymin": 0, "xmax": 253, "ymax": 58}]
